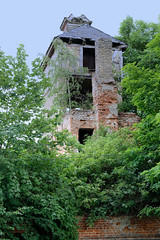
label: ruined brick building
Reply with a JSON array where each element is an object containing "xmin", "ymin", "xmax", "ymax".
[{"xmin": 44, "ymin": 14, "xmax": 140, "ymax": 143}]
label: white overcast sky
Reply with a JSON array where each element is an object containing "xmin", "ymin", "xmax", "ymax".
[{"xmin": 0, "ymin": 0, "xmax": 160, "ymax": 66}]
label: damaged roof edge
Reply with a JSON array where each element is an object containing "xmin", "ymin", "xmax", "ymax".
[
  {"xmin": 41, "ymin": 39, "xmax": 55, "ymax": 70},
  {"xmin": 57, "ymin": 24, "xmax": 126, "ymax": 46},
  {"xmin": 42, "ymin": 24, "xmax": 126, "ymax": 69}
]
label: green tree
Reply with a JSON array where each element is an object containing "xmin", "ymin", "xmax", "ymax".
[
  {"xmin": 138, "ymin": 31, "xmax": 160, "ymax": 69},
  {"xmin": 119, "ymin": 30, "xmax": 160, "ymax": 217},
  {"xmin": 121, "ymin": 63, "xmax": 160, "ymax": 116},
  {"xmin": 0, "ymin": 45, "xmax": 79, "ymax": 239},
  {"xmin": 117, "ymin": 16, "xmax": 159, "ymax": 64},
  {"xmin": 118, "ymin": 17, "xmax": 160, "ymax": 113},
  {"xmin": 140, "ymin": 160, "xmax": 160, "ymax": 217}
]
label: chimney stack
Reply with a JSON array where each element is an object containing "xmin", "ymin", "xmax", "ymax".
[{"xmin": 60, "ymin": 14, "xmax": 92, "ymax": 32}]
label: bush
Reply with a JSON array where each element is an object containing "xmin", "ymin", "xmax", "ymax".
[
  {"xmin": 0, "ymin": 148, "xmax": 78, "ymax": 239},
  {"xmin": 69, "ymin": 127, "xmax": 157, "ymax": 222}
]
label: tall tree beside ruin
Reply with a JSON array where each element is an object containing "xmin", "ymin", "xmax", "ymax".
[
  {"xmin": 121, "ymin": 32, "xmax": 160, "ymax": 216},
  {"xmin": 117, "ymin": 16, "xmax": 159, "ymax": 64},
  {"xmin": 117, "ymin": 16, "xmax": 159, "ymax": 113}
]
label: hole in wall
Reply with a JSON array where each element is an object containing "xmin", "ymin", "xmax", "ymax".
[
  {"xmin": 69, "ymin": 76, "xmax": 93, "ymax": 109},
  {"xmin": 78, "ymin": 128, "xmax": 94, "ymax": 144}
]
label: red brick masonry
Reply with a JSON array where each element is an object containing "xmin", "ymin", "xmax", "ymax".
[
  {"xmin": 78, "ymin": 216, "xmax": 160, "ymax": 239},
  {"xmin": 118, "ymin": 112, "xmax": 141, "ymax": 128}
]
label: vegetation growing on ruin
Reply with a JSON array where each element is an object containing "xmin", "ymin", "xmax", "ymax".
[{"xmin": 45, "ymin": 38, "xmax": 92, "ymax": 112}]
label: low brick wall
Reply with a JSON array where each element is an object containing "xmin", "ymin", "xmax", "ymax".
[
  {"xmin": 78, "ymin": 216, "xmax": 160, "ymax": 239},
  {"xmin": 118, "ymin": 112, "xmax": 141, "ymax": 128}
]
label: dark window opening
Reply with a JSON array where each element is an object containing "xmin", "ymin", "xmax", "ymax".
[
  {"xmin": 69, "ymin": 76, "xmax": 93, "ymax": 109},
  {"xmin": 83, "ymin": 48, "xmax": 95, "ymax": 71},
  {"xmin": 79, "ymin": 128, "xmax": 94, "ymax": 144}
]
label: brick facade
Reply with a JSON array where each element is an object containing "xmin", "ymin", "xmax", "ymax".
[
  {"xmin": 118, "ymin": 112, "xmax": 141, "ymax": 128},
  {"xmin": 78, "ymin": 216, "xmax": 160, "ymax": 239},
  {"xmin": 62, "ymin": 109, "xmax": 96, "ymax": 139}
]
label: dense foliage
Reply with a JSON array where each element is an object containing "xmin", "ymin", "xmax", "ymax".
[
  {"xmin": 0, "ymin": 149, "xmax": 78, "ymax": 240},
  {"xmin": 69, "ymin": 117, "xmax": 160, "ymax": 221},
  {"xmin": 68, "ymin": 126, "xmax": 158, "ymax": 222},
  {"xmin": 0, "ymin": 45, "xmax": 79, "ymax": 239},
  {"xmin": 121, "ymin": 30, "xmax": 160, "ymax": 216},
  {"xmin": 117, "ymin": 16, "xmax": 159, "ymax": 113},
  {"xmin": 70, "ymin": 129, "xmax": 143, "ymax": 219},
  {"xmin": 117, "ymin": 15, "xmax": 159, "ymax": 64}
]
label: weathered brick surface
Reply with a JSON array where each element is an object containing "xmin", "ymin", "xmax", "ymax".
[
  {"xmin": 118, "ymin": 112, "xmax": 141, "ymax": 128},
  {"xmin": 95, "ymin": 39, "xmax": 113, "ymax": 80},
  {"xmin": 61, "ymin": 109, "xmax": 97, "ymax": 139},
  {"xmin": 93, "ymin": 39, "xmax": 118, "ymax": 130},
  {"xmin": 78, "ymin": 216, "xmax": 160, "ymax": 239}
]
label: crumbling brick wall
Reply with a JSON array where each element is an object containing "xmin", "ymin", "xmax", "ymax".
[
  {"xmin": 118, "ymin": 112, "xmax": 141, "ymax": 128},
  {"xmin": 78, "ymin": 216, "xmax": 160, "ymax": 239},
  {"xmin": 59, "ymin": 39, "xmax": 140, "ymax": 136},
  {"xmin": 44, "ymin": 37, "xmax": 141, "ymax": 140},
  {"xmin": 93, "ymin": 39, "xmax": 118, "ymax": 130},
  {"xmin": 62, "ymin": 109, "xmax": 96, "ymax": 139}
]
